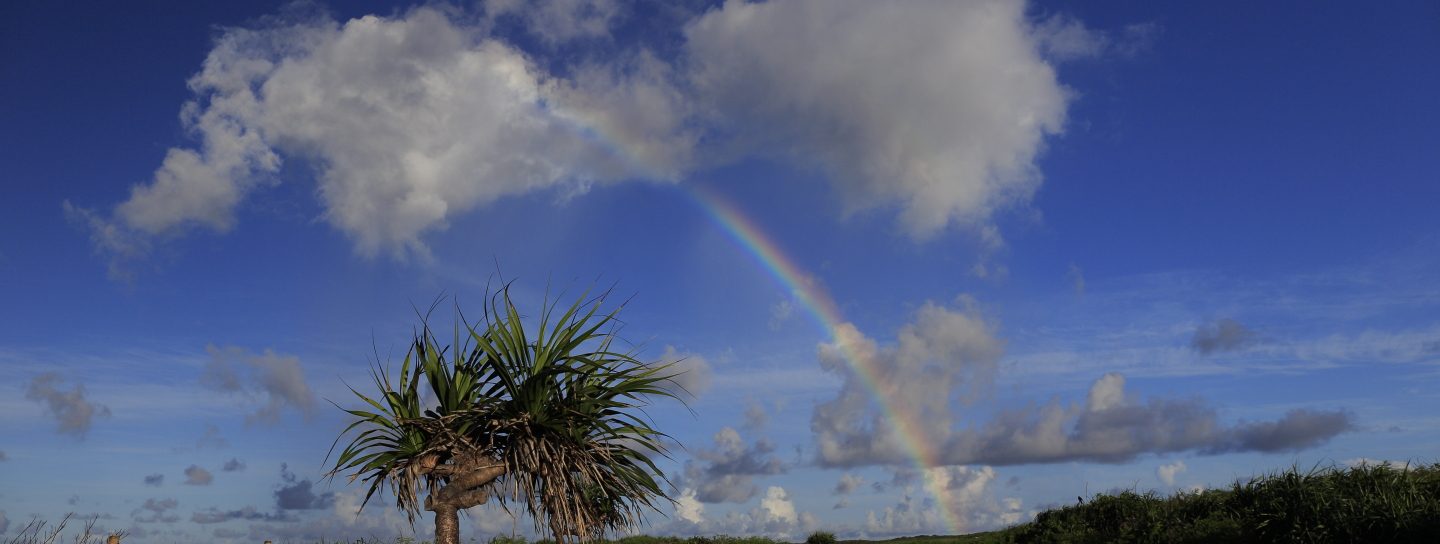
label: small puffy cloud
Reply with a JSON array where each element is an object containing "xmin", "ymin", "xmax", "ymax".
[
  {"xmin": 132, "ymin": 498, "xmax": 180, "ymax": 523},
  {"xmin": 759, "ymin": 486, "xmax": 796, "ymax": 524},
  {"xmin": 685, "ymin": 0, "xmax": 1068, "ymax": 240},
  {"xmin": 24, "ymin": 373, "xmax": 111, "ymax": 438},
  {"xmin": 223, "ymin": 458, "xmax": 247, "ymax": 472},
  {"xmin": 1157, "ymin": 461, "xmax": 1187, "ymax": 486},
  {"xmin": 184, "ymin": 465, "xmax": 213, "ymax": 486},
  {"xmin": 659, "ymin": 346, "xmax": 713, "ymax": 399},
  {"xmin": 1191, "ymin": 318, "xmax": 1258, "ymax": 355},
  {"xmin": 201, "ymin": 345, "xmax": 316, "ymax": 424},
  {"xmin": 683, "ymin": 427, "xmax": 786, "ymax": 503},
  {"xmin": 674, "ymin": 488, "xmax": 705, "ymax": 525},
  {"xmin": 834, "ymin": 473, "xmax": 865, "ymax": 496},
  {"xmin": 1086, "ymin": 372, "xmax": 1127, "ymax": 412},
  {"xmin": 276, "ymin": 463, "xmax": 334, "ymax": 510},
  {"xmin": 143, "ymin": 473, "xmax": 164, "ymax": 487}
]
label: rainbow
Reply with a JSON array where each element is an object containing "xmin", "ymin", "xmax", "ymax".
[
  {"xmin": 550, "ymin": 106, "xmax": 963, "ymax": 533},
  {"xmin": 684, "ymin": 185, "xmax": 962, "ymax": 535}
]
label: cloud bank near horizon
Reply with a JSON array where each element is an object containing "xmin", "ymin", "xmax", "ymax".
[{"xmin": 811, "ymin": 302, "xmax": 1355, "ymax": 469}]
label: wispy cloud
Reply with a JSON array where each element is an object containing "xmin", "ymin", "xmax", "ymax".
[
  {"xmin": 132, "ymin": 498, "xmax": 179, "ymax": 523},
  {"xmin": 1191, "ymin": 318, "xmax": 1258, "ymax": 355},
  {"xmin": 190, "ymin": 506, "xmax": 291, "ymax": 524}
]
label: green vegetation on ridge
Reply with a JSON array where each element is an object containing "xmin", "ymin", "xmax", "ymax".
[{"xmin": 1005, "ymin": 461, "xmax": 1440, "ymax": 543}]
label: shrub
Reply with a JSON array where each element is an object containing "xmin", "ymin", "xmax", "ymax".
[{"xmin": 805, "ymin": 531, "xmax": 838, "ymax": 544}]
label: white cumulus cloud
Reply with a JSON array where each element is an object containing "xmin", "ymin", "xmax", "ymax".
[
  {"xmin": 685, "ymin": 0, "xmax": 1070, "ymax": 239},
  {"xmin": 73, "ymin": 6, "xmax": 687, "ymax": 266},
  {"xmin": 674, "ymin": 488, "xmax": 705, "ymax": 525}
]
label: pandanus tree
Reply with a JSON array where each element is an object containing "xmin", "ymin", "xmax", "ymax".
[{"xmin": 327, "ymin": 286, "xmax": 681, "ymax": 544}]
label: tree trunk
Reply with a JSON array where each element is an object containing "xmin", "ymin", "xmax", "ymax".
[
  {"xmin": 434, "ymin": 505, "xmax": 460, "ymax": 544},
  {"xmin": 425, "ymin": 464, "xmax": 507, "ymax": 544}
]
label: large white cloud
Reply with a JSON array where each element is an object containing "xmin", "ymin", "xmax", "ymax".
[
  {"xmin": 74, "ymin": 6, "xmax": 686, "ymax": 264},
  {"xmin": 72, "ymin": 0, "xmax": 1087, "ymax": 272},
  {"xmin": 684, "ymin": 0, "xmax": 1069, "ymax": 239}
]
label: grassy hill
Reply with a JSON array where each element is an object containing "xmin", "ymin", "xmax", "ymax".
[{"xmin": 985, "ymin": 461, "xmax": 1438, "ymax": 543}]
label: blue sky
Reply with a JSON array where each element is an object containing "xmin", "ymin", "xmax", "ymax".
[{"xmin": 2, "ymin": 0, "xmax": 1438, "ymax": 541}]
